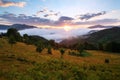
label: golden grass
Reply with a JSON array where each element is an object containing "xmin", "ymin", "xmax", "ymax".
[
  {"xmin": 0, "ymin": 38, "xmax": 120, "ymax": 68},
  {"xmin": 0, "ymin": 38, "xmax": 120, "ymax": 80},
  {"xmin": 0, "ymin": 38, "xmax": 120, "ymax": 65}
]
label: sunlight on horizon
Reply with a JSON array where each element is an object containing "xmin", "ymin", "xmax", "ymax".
[{"xmin": 63, "ymin": 25, "xmax": 72, "ymax": 31}]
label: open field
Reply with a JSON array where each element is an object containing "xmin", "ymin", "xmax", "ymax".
[{"xmin": 0, "ymin": 38, "xmax": 120, "ymax": 80}]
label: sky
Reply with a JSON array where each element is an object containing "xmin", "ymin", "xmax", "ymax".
[{"xmin": 0, "ymin": 0, "xmax": 120, "ymax": 29}]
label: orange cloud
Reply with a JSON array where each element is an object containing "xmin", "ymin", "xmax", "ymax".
[{"xmin": 0, "ymin": 0, "xmax": 26, "ymax": 7}]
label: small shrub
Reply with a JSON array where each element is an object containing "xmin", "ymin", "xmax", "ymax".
[
  {"xmin": 47, "ymin": 46, "xmax": 52, "ymax": 54},
  {"xmin": 60, "ymin": 48, "xmax": 65, "ymax": 58},
  {"xmin": 69, "ymin": 51, "xmax": 80, "ymax": 56},
  {"xmin": 105, "ymin": 59, "xmax": 110, "ymax": 64},
  {"xmin": 17, "ymin": 57, "xmax": 28, "ymax": 62},
  {"xmin": 77, "ymin": 43, "xmax": 84, "ymax": 54},
  {"xmin": 69, "ymin": 51, "xmax": 91, "ymax": 57},
  {"xmin": 79, "ymin": 51, "xmax": 91, "ymax": 57},
  {"xmin": 36, "ymin": 46, "xmax": 43, "ymax": 53}
]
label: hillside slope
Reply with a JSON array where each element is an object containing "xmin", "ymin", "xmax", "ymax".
[
  {"xmin": 0, "ymin": 38, "xmax": 120, "ymax": 80},
  {"xmin": 87, "ymin": 27, "xmax": 120, "ymax": 43},
  {"xmin": 60, "ymin": 27, "xmax": 120, "ymax": 46}
]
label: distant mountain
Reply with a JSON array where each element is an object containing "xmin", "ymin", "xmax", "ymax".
[
  {"xmin": 60, "ymin": 27, "xmax": 120, "ymax": 45},
  {"xmin": 87, "ymin": 30, "xmax": 99, "ymax": 34},
  {"xmin": 0, "ymin": 24, "xmax": 36, "ymax": 30},
  {"xmin": 88, "ymin": 25, "xmax": 120, "ymax": 29}
]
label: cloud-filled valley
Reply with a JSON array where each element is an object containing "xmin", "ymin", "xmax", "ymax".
[
  {"xmin": 0, "ymin": 27, "xmax": 94, "ymax": 42},
  {"xmin": 0, "ymin": 0, "xmax": 120, "ymax": 42}
]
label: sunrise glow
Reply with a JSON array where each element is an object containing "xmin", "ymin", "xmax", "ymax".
[{"xmin": 63, "ymin": 25, "xmax": 72, "ymax": 31}]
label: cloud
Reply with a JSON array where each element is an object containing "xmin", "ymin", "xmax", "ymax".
[
  {"xmin": 52, "ymin": 16, "xmax": 74, "ymax": 26},
  {"xmin": 77, "ymin": 11, "xmax": 106, "ymax": 20},
  {"xmin": 75, "ymin": 19, "xmax": 120, "ymax": 25},
  {"xmin": 36, "ymin": 8, "xmax": 60, "ymax": 17},
  {"xmin": 37, "ymin": 8, "xmax": 48, "ymax": 15},
  {"xmin": 0, "ymin": 12, "xmax": 74, "ymax": 26},
  {"xmin": 0, "ymin": 12, "xmax": 53, "ymax": 26},
  {"xmin": 59, "ymin": 16, "xmax": 74, "ymax": 22},
  {"xmin": 0, "ymin": 17, "xmax": 11, "ymax": 25},
  {"xmin": 0, "ymin": 12, "xmax": 119, "ymax": 27},
  {"xmin": 44, "ymin": 12, "xmax": 60, "ymax": 17},
  {"xmin": 0, "ymin": 0, "xmax": 26, "ymax": 7}
]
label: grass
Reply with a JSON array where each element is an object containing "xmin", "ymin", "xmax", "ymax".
[
  {"xmin": 0, "ymin": 38, "xmax": 120, "ymax": 80},
  {"xmin": 69, "ymin": 50, "xmax": 91, "ymax": 57}
]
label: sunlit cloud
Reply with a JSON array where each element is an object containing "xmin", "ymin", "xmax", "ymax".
[
  {"xmin": 0, "ymin": 0, "xmax": 26, "ymax": 7},
  {"xmin": 0, "ymin": 18, "xmax": 11, "ymax": 25},
  {"xmin": 0, "ymin": 11, "xmax": 120, "ymax": 28}
]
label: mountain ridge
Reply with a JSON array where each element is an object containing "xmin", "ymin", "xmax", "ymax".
[
  {"xmin": 88, "ymin": 24, "xmax": 120, "ymax": 29},
  {"xmin": 60, "ymin": 27, "xmax": 120, "ymax": 46},
  {"xmin": 0, "ymin": 24, "xmax": 37, "ymax": 30}
]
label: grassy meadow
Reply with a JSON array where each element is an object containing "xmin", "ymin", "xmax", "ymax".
[{"xmin": 0, "ymin": 37, "xmax": 120, "ymax": 80}]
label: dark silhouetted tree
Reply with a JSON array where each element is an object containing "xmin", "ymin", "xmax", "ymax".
[
  {"xmin": 83, "ymin": 42, "xmax": 97, "ymax": 50},
  {"xmin": 98, "ymin": 43, "xmax": 103, "ymax": 50},
  {"xmin": 7, "ymin": 28, "xmax": 22, "ymax": 42},
  {"xmin": 76, "ymin": 43, "xmax": 84, "ymax": 54},
  {"xmin": 8, "ymin": 35, "xmax": 16, "ymax": 47},
  {"xmin": 104, "ymin": 41, "xmax": 120, "ymax": 52},
  {"xmin": 47, "ymin": 46, "xmax": 52, "ymax": 54},
  {"xmin": 49, "ymin": 40, "xmax": 55, "ymax": 46},
  {"xmin": 60, "ymin": 48, "xmax": 65, "ymax": 58},
  {"xmin": 49, "ymin": 39, "xmax": 59, "ymax": 49},
  {"xmin": 23, "ymin": 34, "xmax": 29, "ymax": 38},
  {"xmin": 36, "ymin": 42, "xmax": 44, "ymax": 53},
  {"xmin": 36, "ymin": 46, "xmax": 43, "ymax": 53},
  {"xmin": 23, "ymin": 34, "xmax": 30, "ymax": 44}
]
